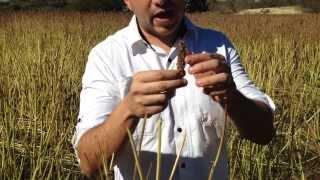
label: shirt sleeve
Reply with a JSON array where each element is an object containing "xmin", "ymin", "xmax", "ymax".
[
  {"xmin": 72, "ymin": 47, "xmax": 121, "ymax": 152},
  {"xmin": 224, "ymin": 36, "xmax": 276, "ymax": 112}
]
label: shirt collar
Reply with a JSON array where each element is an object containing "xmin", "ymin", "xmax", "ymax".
[
  {"xmin": 127, "ymin": 15, "xmax": 146, "ymax": 48},
  {"xmin": 126, "ymin": 15, "xmax": 197, "ymax": 51}
]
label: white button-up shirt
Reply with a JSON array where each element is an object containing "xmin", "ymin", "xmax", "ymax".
[{"xmin": 73, "ymin": 16, "xmax": 275, "ymax": 180}]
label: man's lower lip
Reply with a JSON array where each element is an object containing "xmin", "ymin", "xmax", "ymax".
[{"xmin": 154, "ymin": 17, "xmax": 172, "ymax": 24}]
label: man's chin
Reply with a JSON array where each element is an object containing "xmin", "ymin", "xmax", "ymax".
[{"xmin": 153, "ymin": 26, "xmax": 179, "ymax": 39}]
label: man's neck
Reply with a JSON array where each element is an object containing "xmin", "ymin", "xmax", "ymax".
[
  {"xmin": 137, "ymin": 20, "xmax": 186, "ymax": 54},
  {"xmin": 141, "ymin": 30, "xmax": 176, "ymax": 54}
]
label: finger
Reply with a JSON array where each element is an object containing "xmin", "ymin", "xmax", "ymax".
[
  {"xmin": 135, "ymin": 70, "xmax": 184, "ymax": 83},
  {"xmin": 202, "ymin": 75, "xmax": 236, "ymax": 92},
  {"xmin": 141, "ymin": 79, "xmax": 188, "ymax": 94},
  {"xmin": 213, "ymin": 95, "xmax": 228, "ymax": 104},
  {"xmin": 185, "ymin": 53, "xmax": 225, "ymax": 66},
  {"xmin": 140, "ymin": 94, "xmax": 167, "ymax": 106},
  {"xmin": 185, "ymin": 53, "xmax": 211, "ymax": 66},
  {"xmin": 203, "ymin": 86, "xmax": 227, "ymax": 96},
  {"xmin": 213, "ymin": 95, "xmax": 221, "ymax": 102},
  {"xmin": 196, "ymin": 73, "xmax": 229, "ymax": 88},
  {"xmin": 210, "ymin": 53, "xmax": 226, "ymax": 61},
  {"xmin": 189, "ymin": 60, "xmax": 226, "ymax": 74},
  {"xmin": 194, "ymin": 71, "xmax": 216, "ymax": 79},
  {"xmin": 203, "ymin": 84, "xmax": 227, "ymax": 103},
  {"xmin": 204, "ymin": 89, "xmax": 228, "ymax": 103},
  {"xmin": 203, "ymin": 88, "xmax": 227, "ymax": 96},
  {"xmin": 203, "ymin": 83, "xmax": 225, "ymax": 93},
  {"xmin": 144, "ymin": 105, "xmax": 165, "ymax": 117}
]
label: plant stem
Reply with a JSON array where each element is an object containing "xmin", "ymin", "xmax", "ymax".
[
  {"xmin": 133, "ymin": 115, "xmax": 147, "ymax": 180},
  {"xmin": 169, "ymin": 131, "xmax": 187, "ymax": 180},
  {"xmin": 156, "ymin": 120, "xmax": 162, "ymax": 180},
  {"xmin": 208, "ymin": 103, "xmax": 228, "ymax": 180},
  {"xmin": 127, "ymin": 128, "xmax": 144, "ymax": 180}
]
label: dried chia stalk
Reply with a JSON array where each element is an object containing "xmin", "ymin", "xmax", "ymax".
[{"xmin": 177, "ymin": 40, "xmax": 187, "ymax": 76}]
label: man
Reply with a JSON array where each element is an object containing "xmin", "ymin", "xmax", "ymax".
[{"xmin": 72, "ymin": 0, "xmax": 275, "ymax": 179}]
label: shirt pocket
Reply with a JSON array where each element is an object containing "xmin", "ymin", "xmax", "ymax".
[{"xmin": 196, "ymin": 91, "xmax": 225, "ymax": 138}]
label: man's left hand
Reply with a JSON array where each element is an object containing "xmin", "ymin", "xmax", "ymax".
[{"xmin": 185, "ymin": 53, "xmax": 236, "ymax": 103}]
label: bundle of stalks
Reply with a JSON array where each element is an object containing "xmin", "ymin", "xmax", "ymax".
[{"xmin": 127, "ymin": 40, "xmax": 189, "ymax": 180}]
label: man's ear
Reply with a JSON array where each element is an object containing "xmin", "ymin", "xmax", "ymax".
[{"xmin": 123, "ymin": 0, "xmax": 133, "ymax": 11}]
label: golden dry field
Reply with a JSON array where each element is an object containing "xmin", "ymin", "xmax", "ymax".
[{"xmin": 0, "ymin": 11, "xmax": 319, "ymax": 179}]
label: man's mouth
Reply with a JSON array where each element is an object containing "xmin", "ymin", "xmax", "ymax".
[
  {"xmin": 153, "ymin": 10, "xmax": 174, "ymax": 25},
  {"xmin": 154, "ymin": 10, "xmax": 173, "ymax": 19}
]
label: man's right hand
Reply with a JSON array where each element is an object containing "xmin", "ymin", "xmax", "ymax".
[
  {"xmin": 77, "ymin": 70, "xmax": 187, "ymax": 176},
  {"xmin": 123, "ymin": 70, "xmax": 187, "ymax": 118}
]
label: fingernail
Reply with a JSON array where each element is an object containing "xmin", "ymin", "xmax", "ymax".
[
  {"xmin": 196, "ymin": 80, "xmax": 202, "ymax": 87},
  {"xmin": 189, "ymin": 67, "xmax": 194, "ymax": 74},
  {"xmin": 185, "ymin": 57, "xmax": 189, "ymax": 63},
  {"xmin": 179, "ymin": 71, "xmax": 185, "ymax": 77}
]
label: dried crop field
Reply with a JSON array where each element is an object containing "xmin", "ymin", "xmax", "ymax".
[{"xmin": 0, "ymin": 11, "xmax": 319, "ymax": 179}]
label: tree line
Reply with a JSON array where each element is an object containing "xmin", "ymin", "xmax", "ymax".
[{"xmin": 1, "ymin": 0, "xmax": 319, "ymax": 12}]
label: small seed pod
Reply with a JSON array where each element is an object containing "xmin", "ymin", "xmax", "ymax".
[{"xmin": 177, "ymin": 40, "xmax": 188, "ymax": 76}]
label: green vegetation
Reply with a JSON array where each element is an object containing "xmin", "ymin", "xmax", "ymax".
[
  {"xmin": 0, "ymin": 11, "xmax": 319, "ymax": 179},
  {"xmin": 1, "ymin": 0, "xmax": 320, "ymax": 12}
]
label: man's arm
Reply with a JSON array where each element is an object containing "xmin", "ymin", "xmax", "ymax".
[
  {"xmin": 77, "ymin": 98, "xmax": 134, "ymax": 177},
  {"xmin": 226, "ymin": 89, "xmax": 274, "ymax": 145},
  {"xmin": 76, "ymin": 70, "xmax": 187, "ymax": 177}
]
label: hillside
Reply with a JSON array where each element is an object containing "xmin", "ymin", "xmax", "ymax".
[{"xmin": 237, "ymin": 6, "xmax": 312, "ymax": 14}]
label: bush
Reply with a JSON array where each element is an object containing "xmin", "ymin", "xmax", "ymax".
[
  {"xmin": 303, "ymin": 0, "xmax": 320, "ymax": 12},
  {"xmin": 66, "ymin": 0, "xmax": 124, "ymax": 11},
  {"xmin": 185, "ymin": 0, "xmax": 208, "ymax": 12}
]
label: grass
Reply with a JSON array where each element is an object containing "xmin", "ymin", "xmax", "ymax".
[{"xmin": 0, "ymin": 11, "xmax": 319, "ymax": 179}]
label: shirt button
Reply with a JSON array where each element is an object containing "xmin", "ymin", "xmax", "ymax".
[
  {"xmin": 181, "ymin": 162, "xmax": 186, "ymax": 168},
  {"xmin": 177, "ymin": 127, "xmax": 182, "ymax": 133}
]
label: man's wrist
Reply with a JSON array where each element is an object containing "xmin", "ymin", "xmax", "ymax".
[
  {"xmin": 118, "ymin": 97, "xmax": 137, "ymax": 125},
  {"xmin": 227, "ymin": 87, "xmax": 240, "ymax": 103},
  {"xmin": 224, "ymin": 88, "xmax": 247, "ymax": 113}
]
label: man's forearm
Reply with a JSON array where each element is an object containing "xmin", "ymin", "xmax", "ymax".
[
  {"xmin": 226, "ymin": 89, "xmax": 274, "ymax": 145},
  {"xmin": 77, "ymin": 99, "xmax": 134, "ymax": 177}
]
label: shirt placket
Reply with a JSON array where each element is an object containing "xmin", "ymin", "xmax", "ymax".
[
  {"xmin": 150, "ymin": 44, "xmax": 193, "ymax": 179},
  {"xmin": 167, "ymin": 47, "xmax": 194, "ymax": 180}
]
